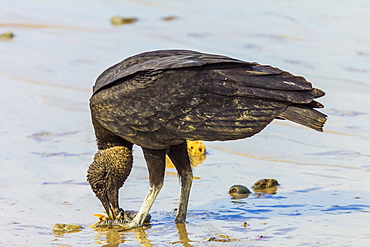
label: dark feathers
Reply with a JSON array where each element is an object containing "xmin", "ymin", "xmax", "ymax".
[{"xmin": 90, "ymin": 49, "xmax": 326, "ymax": 149}]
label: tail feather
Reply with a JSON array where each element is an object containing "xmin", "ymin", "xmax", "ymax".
[
  {"xmin": 278, "ymin": 105, "xmax": 327, "ymax": 132},
  {"xmin": 312, "ymin": 88, "xmax": 325, "ymax": 98}
]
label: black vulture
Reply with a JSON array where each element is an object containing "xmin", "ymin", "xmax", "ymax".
[{"xmin": 87, "ymin": 49, "xmax": 326, "ymax": 229}]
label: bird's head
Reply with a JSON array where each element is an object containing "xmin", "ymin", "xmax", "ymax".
[{"xmin": 87, "ymin": 146, "xmax": 133, "ymax": 220}]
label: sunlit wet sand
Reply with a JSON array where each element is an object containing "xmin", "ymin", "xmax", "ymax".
[{"xmin": 1, "ymin": 0, "xmax": 370, "ymax": 246}]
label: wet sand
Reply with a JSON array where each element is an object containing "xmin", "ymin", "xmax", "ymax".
[{"xmin": 1, "ymin": 0, "xmax": 370, "ymax": 246}]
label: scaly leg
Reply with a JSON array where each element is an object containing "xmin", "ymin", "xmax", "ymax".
[
  {"xmin": 124, "ymin": 148, "xmax": 166, "ymax": 229},
  {"xmin": 168, "ymin": 142, "xmax": 193, "ymax": 223}
]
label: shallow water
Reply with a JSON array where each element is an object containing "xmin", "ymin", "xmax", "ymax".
[{"xmin": 1, "ymin": 0, "xmax": 370, "ymax": 246}]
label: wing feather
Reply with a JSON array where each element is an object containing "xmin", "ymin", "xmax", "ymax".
[
  {"xmin": 91, "ymin": 50, "xmax": 324, "ymax": 149},
  {"xmin": 200, "ymin": 66, "xmax": 320, "ymax": 103},
  {"xmin": 93, "ymin": 50, "xmax": 252, "ymax": 94}
]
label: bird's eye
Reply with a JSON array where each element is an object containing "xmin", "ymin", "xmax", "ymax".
[{"xmin": 94, "ymin": 182, "xmax": 105, "ymax": 190}]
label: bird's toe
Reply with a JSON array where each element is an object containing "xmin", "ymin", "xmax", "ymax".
[
  {"xmin": 117, "ymin": 221, "xmax": 142, "ymax": 231},
  {"xmin": 93, "ymin": 218, "xmax": 143, "ymax": 230},
  {"xmin": 92, "ymin": 210, "xmax": 151, "ymax": 229}
]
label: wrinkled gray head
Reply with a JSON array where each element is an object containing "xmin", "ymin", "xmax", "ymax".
[{"xmin": 87, "ymin": 146, "xmax": 133, "ymax": 220}]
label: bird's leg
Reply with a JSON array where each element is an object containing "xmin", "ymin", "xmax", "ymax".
[
  {"xmin": 126, "ymin": 148, "xmax": 166, "ymax": 229},
  {"xmin": 168, "ymin": 142, "xmax": 193, "ymax": 223}
]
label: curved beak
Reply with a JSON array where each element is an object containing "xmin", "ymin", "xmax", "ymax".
[{"xmin": 98, "ymin": 180, "xmax": 120, "ymax": 220}]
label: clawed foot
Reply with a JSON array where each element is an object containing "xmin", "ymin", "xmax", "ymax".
[
  {"xmin": 92, "ymin": 210, "xmax": 151, "ymax": 229},
  {"xmin": 95, "ymin": 219, "xmax": 141, "ymax": 230},
  {"xmin": 94, "ymin": 217, "xmax": 134, "ymax": 228}
]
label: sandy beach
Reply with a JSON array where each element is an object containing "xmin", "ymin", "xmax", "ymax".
[{"xmin": 1, "ymin": 0, "xmax": 370, "ymax": 246}]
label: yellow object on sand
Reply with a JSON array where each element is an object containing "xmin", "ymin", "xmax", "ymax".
[{"xmin": 166, "ymin": 140, "xmax": 206, "ymax": 168}]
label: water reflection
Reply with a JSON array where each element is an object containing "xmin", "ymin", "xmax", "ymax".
[
  {"xmin": 172, "ymin": 223, "xmax": 194, "ymax": 247},
  {"xmin": 124, "ymin": 227, "xmax": 153, "ymax": 247},
  {"xmin": 91, "ymin": 223, "xmax": 194, "ymax": 247},
  {"xmin": 93, "ymin": 227, "xmax": 128, "ymax": 246}
]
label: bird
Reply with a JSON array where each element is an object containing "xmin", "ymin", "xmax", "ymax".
[{"xmin": 87, "ymin": 49, "xmax": 327, "ymax": 229}]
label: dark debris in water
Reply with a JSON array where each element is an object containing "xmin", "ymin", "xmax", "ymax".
[
  {"xmin": 358, "ymin": 51, "xmax": 370, "ymax": 57},
  {"xmin": 161, "ymin": 16, "xmax": 179, "ymax": 21},
  {"xmin": 207, "ymin": 234, "xmax": 251, "ymax": 243},
  {"xmin": 208, "ymin": 236, "xmax": 230, "ymax": 242},
  {"xmin": 251, "ymin": 235, "xmax": 270, "ymax": 241}
]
